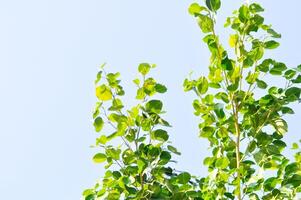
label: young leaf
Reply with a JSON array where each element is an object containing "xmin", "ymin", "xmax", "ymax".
[
  {"xmin": 93, "ymin": 153, "xmax": 107, "ymax": 163},
  {"xmin": 96, "ymin": 84, "xmax": 113, "ymax": 101},
  {"xmin": 145, "ymin": 100, "xmax": 163, "ymax": 114},
  {"xmin": 205, "ymin": 0, "xmax": 221, "ymax": 12},
  {"xmin": 177, "ymin": 172, "xmax": 191, "ymax": 184},
  {"xmin": 138, "ymin": 63, "xmax": 151, "ymax": 75},
  {"xmin": 264, "ymin": 40, "xmax": 280, "ymax": 49},
  {"xmin": 152, "ymin": 129, "xmax": 169, "ymax": 142},
  {"xmin": 93, "ymin": 117, "xmax": 104, "ymax": 132}
]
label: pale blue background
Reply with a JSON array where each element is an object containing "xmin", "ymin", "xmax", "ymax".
[{"xmin": 0, "ymin": 0, "xmax": 301, "ymax": 199}]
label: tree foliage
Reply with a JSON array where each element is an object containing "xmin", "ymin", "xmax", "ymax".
[{"xmin": 83, "ymin": 1, "xmax": 301, "ymax": 199}]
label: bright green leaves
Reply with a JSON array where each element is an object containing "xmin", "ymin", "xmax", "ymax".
[
  {"xmin": 137, "ymin": 159, "xmax": 147, "ymax": 173},
  {"xmin": 177, "ymin": 172, "xmax": 191, "ymax": 184},
  {"xmin": 167, "ymin": 145, "xmax": 181, "ymax": 155},
  {"xmin": 183, "ymin": 78, "xmax": 194, "ymax": 92},
  {"xmin": 229, "ymin": 34, "xmax": 238, "ymax": 48},
  {"xmin": 188, "ymin": 2, "xmax": 214, "ymax": 33},
  {"xmin": 283, "ymin": 174, "xmax": 301, "ymax": 188},
  {"xmin": 284, "ymin": 69, "xmax": 297, "ymax": 80},
  {"xmin": 214, "ymin": 103, "xmax": 225, "ymax": 119},
  {"xmin": 257, "ymin": 59, "xmax": 273, "ymax": 72},
  {"xmin": 109, "ymin": 98, "xmax": 124, "ymax": 111},
  {"xmin": 249, "ymin": 3, "xmax": 264, "ymax": 13},
  {"xmin": 106, "ymin": 147, "xmax": 121, "ymax": 160},
  {"xmin": 188, "ymin": 3, "xmax": 206, "ymax": 15},
  {"xmin": 221, "ymin": 55, "xmax": 234, "ymax": 71},
  {"xmin": 256, "ymin": 79, "xmax": 268, "ymax": 89},
  {"xmin": 86, "ymin": 1, "xmax": 301, "ymax": 199},
  {"xmin": 285, "ymin": 87, "xmax": 301, "ymax": 102},
  {"xmin": 96, "ymin": 84, "xmax": 113, "ymax": 101},
  {"xmin": 88, "ymin": 64, "xmax": 192, "ymax": 199},
  {"xmin": 271, "ymin": 118, "xmax": 288, "ymax": 135},
  {"xmin": 158, "ymin": 151, "xmax": 171, "ymax": 165},
  {"xmin": 264, "ymin": 40, "xmax": 280, "ymax": 49},
  {"xmin": 239, "ymin": 5, "xmax": 250, "ymax": 23},
  {"xmin": 267, "ymin": 28, "xmax": 281, "ymax": 38},
  {"xmin": 145, "ymin": 99, "xmax": 163, "ymax": 114},
  {"xmin": 138, "ymin": 63, "xmax": 151, "ymax": 75},
  {"xmin": 93, "ymin": 117, "xmax": 104, "ymax": 132},
  {"xmin": 270, "ymin": 62, "xmax": 287, "ymax": 75},
  {"xmin": 215, "ymin": 157, "xmax": 230, "ymax": 169},
  {"xmin": 196, "ymin": 76, "xmax": 209, "ymax": 94},
  {"xmin": 197, "ymin": 15, "xmax": 214, "ymax": 33},
  {"xmin": 205, "ymin": 0, "xmax": 221, "ymax": 12},
  {"xmin": 154, "ymin": 83, "xmax": 167, "ymax": 93},
  {"xmin": 263, "ymin": 177, "xmax": 278, "ymax": 192},
  {"xmin": 246, "ymin": 71, "xmax": 259, "ymax": 84},
  {"xmin": 135, "ymin": 64, "xmax": 167, "ymax": 100},
  {"xmin": 93, "ymin": 153, "xmax": 107, "ymax": 163},
  {"xmin": 152, "ymin": 129, "xmax": 169, "ymax": 142}
]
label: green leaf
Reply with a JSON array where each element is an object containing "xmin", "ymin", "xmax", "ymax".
[
  {"xmin": 136, "ymin": 88, "xmax": 146, "ymax": 100},
  {"xmin": 271, "ymin": 118, "xmax": 288, "ymax": 135},
  {"xmin": 167, "ymin": 145, "xmax": 181, "ymax": 155},
  {"xmin": 292, "ymin": 143, "xmax": 299, "ymax": 150},
  {"xmin": 155, "ymin": 83, "xmax": 167, "ymax": 93},
  {"xmin": 227, "ymin": 82, "xmax": 239, "ymax": 91},
  {"xmin": 177, "ymin": 172, "xmax": 191, "ymax": 184},
  {"xmin": 152, "ymin": 129, "xmax": 169, "ymax": 142},
  {"xmin": 263, "ymin": 177, "xmax": 277, "ymax": 191},
  {"xmin": 188, "ymin": 3, "xmax": 205, "ymax": 15},
  {"xmin": 214, "ymin": 103, "xmax": 225, "ymax": 119},
  {"xmin": 215, "ymin": 157, "xmax": 229, "ymax": 169},
  {"xmin": 196, "ymin": 77, "xmax": 209, "ymax": 94},
  {"xmin": 96, "ymin": 84, "xmax": 113, "ymax": 101},
  {"xmin": 159, "ymin": 151, "xmax": 171, "ymax": 165},
  {"xmin": 138, "ymin": 63, "xmax": 151, "ymax": 75},
  {"xmin": 283, "ymin": 174, "xmax": 301, "ymax": 187},
  {"xmin": 270, "ymin": 62, "xmax": 287, "ymax": 75},
  {"xmin": 93, "ymin": 117, "xmax": 104, "ymax": 132},
  {"xmin": 256, "ymin": 79, "xmax": 268, "ymax": 89},
  {"xmin": 93, "ymin": 153, "xmax": 107, "ymax": 163},
  {"xmin": 85, "ymin": 194, "xmax": 95, "ymax": 200},
  {"xmin": 183, "ymin": 78, "xmax": 194, "ymax": 92},
  {"xmin": 137, "ymin": 159, "xmax": 147, "ymax": 173},
  {"xmin": 285, "ymin": 87, "xmax": 301, "ymax": 101},
  {"xmin": 93, "ymin": 102, "xmax": 102, "ymax": 119},
  {"xmin": 96, "ymin": 135, "xmax": 108, "ymax": 145},
  {"xmin": 145, "ymin": 100, "xmax": 163, "ymax": 114},
  {"xmin": 206, "ymin": 0, "xmax": 221, "ymax": 12},
  {"xmin": 284, "ymin": 69, "xmax": 297, "ymax": 80},
  {"xmin": 239, "ymin": 5, "xmax": 250, "ymax": 23},
  {"xmin": 229, "ymin": 34, "xmax": 238, "ymax": 48},
  {"xmin": 292, "ymin": 74, "xmax": 301, "ymax": 83},
  {"xmin": 221, "ymin": 56, "xmax": 233, "ymax": 70},
  {"xmin": 267, "ymin": 28, "xmax": 281, "ymax": 38},
  {"xmin": 264, "ymin": 40, "xmax": 280, "ymax": 49},
  {"xmin": 281, "ymin": 107, "xmax": 294, "ymax": 114},
  {"xmin": 95, "ymin": 71, "xmax": 102, "ymax": 85},
  {"xmin": 285, "ymin": 162, "xmax": 299, "ymax": 176},
  {"xmin": 257, "ymin": 59, "xmax": 273, "ymax": 72},
  {"xmin": 197, "ymin": 15, "xmax": 213, "ymax": 33},
  {"xmin": 296, "ymin": 64, "xmax": 301, "ymax": 72},
  {"xmin": 249, "ymin": 3, "xmax": 264, "ymax": 13}
]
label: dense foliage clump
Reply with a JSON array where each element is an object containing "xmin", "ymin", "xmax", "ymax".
[{"xmin": 83, "ymin": 1, "xmax": 301, "ymax": 199}]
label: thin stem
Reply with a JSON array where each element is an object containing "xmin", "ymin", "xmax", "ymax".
[{"xmin": 232, "ymin": 100, "xmax": 242, "ymax": 200}]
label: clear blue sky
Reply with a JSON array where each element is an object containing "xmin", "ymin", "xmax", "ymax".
[{"xmin": 1, "ymin": 0, "xmax": 301, "ymax": 199}]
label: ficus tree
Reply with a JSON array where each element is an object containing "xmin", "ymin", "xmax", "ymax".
[{"xmin": 83, "ymin": 0, "xmax": 301, "ymax": 199}]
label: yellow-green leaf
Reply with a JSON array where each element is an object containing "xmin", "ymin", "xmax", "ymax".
[
  {"xmin": 96, "ymin": 84, "xmax": 113, "ymax": 101},
  {"xmin": 93, "ymin": 153, "xmax": 107, "ymax": 163}
]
